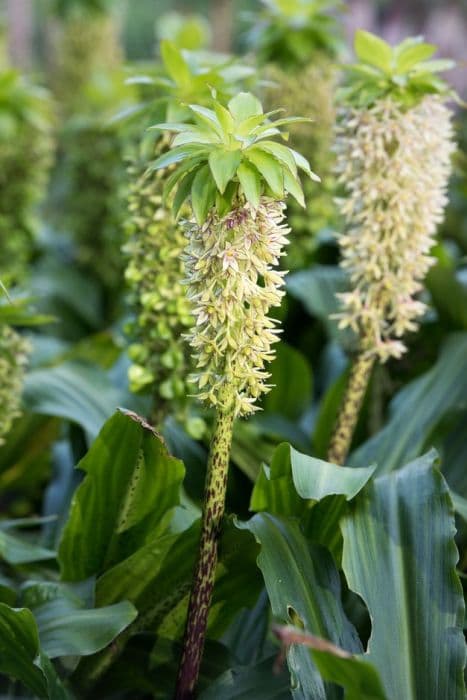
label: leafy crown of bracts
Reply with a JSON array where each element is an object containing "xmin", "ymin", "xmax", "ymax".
[
  {"xmin": 339, "ymin": 30, "xmax": 456, "ymax": 108},
  {"xmin": 118, "ymin": 40, "xmax": 256, "ymax": 134},
  {"xmin": 149, "ymin": 91, "xmax": 319, "ymax": 224}
]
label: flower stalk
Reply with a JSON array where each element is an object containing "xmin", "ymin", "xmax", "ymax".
[
  {"xmin": 175, "ymin": 401, "xmax": 235, "ymax": 699},
  {"xmin": 150, "ymin": 91, "xmax": 316, "ymax": 696}
]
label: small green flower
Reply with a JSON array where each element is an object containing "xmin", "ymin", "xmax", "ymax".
[{"xmin": 152, "ymin": 92, "xmax": 317, "ymax": 415}]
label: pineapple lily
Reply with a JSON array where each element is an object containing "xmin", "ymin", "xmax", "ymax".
[
  {"xmin": 151, "ymin": 91, "xmax": 317, "ymax": 698},
  {"xmin": 328, "ymin": 31, "xmax": 456, "ymax": 465},
  {"xmin": 123, "ymin": 42, "xmax": 256, "ymax": 429}
]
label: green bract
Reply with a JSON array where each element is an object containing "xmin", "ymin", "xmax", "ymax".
[
  {"xmin": 341, "ymin": 30, "xmax": 455, "ymax": 108},
  {"xmin": 150, "ymin": 91, "xmax": 319, "ymax": 224},
  {"xmin": 123, "ymin": 40, "xmax": 256, "ymax": 128}
]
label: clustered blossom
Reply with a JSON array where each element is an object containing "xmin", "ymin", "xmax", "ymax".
[
  {"xmin": 185, "ymin": 197, "xmax": 289, "ymax": 416},
  {"xmin": 0, "ymin": 325, "xmax": 30, "ymax": 445},
  {"xmin": 124, "ymin": 162, "xmax": 193, "ymax": 405},
  {"xmin": 334, "ymin": 95, "xmax": 455, "ymax": 361}
]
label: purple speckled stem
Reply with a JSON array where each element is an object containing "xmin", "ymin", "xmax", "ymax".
[{"xmin": 175, "ymin": 406, "xmax": 235, "ymax": 700}]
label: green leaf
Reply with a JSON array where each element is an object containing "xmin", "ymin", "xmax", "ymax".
[
  {"xmin": 189, "ymin": 105, "xmax": 224, "ymax": 138},
  {"xmin": 228, "ymin": 92, "xmax": 263, "ymax": 122},
  {"xmin": 23, "ymin": 361, "xmax": 122, "ymax": 441},
  {"xmin": 354, "ymin": 30, "xmax": 393, "ymax": 73},
  {"xmin": 245, "ymin": 148, "xmax": 284, "ymax": 197},
  {"xmin": 0, "ymin": 528, "xmax": 55, "ymax": 565},
  {"xmin": 0, "ymin": 604, "xmax": 47, "ymax": 696},
  {"xmin": 341, "ymin": 452, "xmax": 466, "ymax": 699},
  {"xmin": 287, "ymin": 265, "xmax": 354, "ymax": 348},
  {"xmin": 237, "ymin": 160, "xmax": 262, "ymax": 208},
  {"xmin": 289, "ymin": 148, "xmax": 320, "ymax": 181},
  {"xmin": 21, "ymin": 581, "xmax": 137, "ymax": 659},
  {"xmin": 395, "ymin": 42, "xmax": 437, "ymax": 73},
  {"xmin": 172, "ymin": 169, "xmax": 197, "ymax": 219},
  {"xmin": 258, "ymin": 141, "xmax": 297, "ymax": 175},
  {"xmin": 263, "ymin": 343, "xmax": 312, "ymax": 420},
  {"xmin": 350, "ymin": 333, "xmax": 467, "ymax": 473},
  {"xmin": 96, "ymin": 526, "xmax": 197, "ymax": 613},
  {"xmin": 283, "ymin": 166, "xmax": 305, "ymax": 207},
  {"xmin": 0, "ymin": 604, "xmax": 68, "ymax": 698},
  {"xmin": 412, "ymin": 59, "xmax": 456, "ymax": 74},
  {"xmin": 240, "ymin": 514, "xmax": 362, "ymax": 699},
  {"xmin": 199, "ymin": 657, "xmax": 291, "ymax": 700},
  {"xmin": 58, "ymin": 411, "xmax": 185, "ymax": 581},
  {"xmin": 148, "ymin": 144, "xmax": 208, "ymax": 172},
  {"xmin": 208, "ymin": 150, "xmax": 241, "ymax": 194},
  {"xmin": 191, "ymin": 163, "xmax": 218, "ymax": 224},
  {"xmin": 274, "ymin": 626, "xmax": 387, "ymax": 700},
  {"xmin": 250, "ymin": 442, "xmax": 375, "ymax": 517},
  {"xmin": 160, "ymin": 40, "xmax": 191, "ymax": 85}
]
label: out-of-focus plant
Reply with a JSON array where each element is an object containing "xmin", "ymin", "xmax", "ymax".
[
  {"xmin": 123, "ymin": 41, "xmax": 255, "ymax": 432},
  {"xmin": 327, "ymin": 32, "xmax": 456, "ymax": 465},
  {"xmin": 246, "ymin": 0, "xmax": 343, "ymax": 268},
  {"xmin": 49, "ymin": 0, "xmax": 122, "ymax": 118},
  {"xmin": 152, "ymin": 91, "xmax": 317, "ymax": 698},
  {"xmin": 156, "ymin": 11, "xmax": 211, "ymax": 51},
  {"xmin": 0, "ymin": 322, "xmax": 30, "ymax": 446},
  {"xmin": 0, "ymin": 71, "xmax": 54, "ymax": 288}
]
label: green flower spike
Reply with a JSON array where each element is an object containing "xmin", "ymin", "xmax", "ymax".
[
  {"xmin": 151, "ymin": 91, "xmax": 317, "ymax": 699},
  {"xmin": 328, "ymin": 32, "xmax": 456, "ymax": 466}
]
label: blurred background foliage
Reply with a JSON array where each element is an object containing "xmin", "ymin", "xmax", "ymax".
[{"xmin": 0, "ymin": 0, "xmax": 466, "ymax": 697}]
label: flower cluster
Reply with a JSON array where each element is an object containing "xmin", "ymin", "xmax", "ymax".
[
  {"xmin": 334, "ymin": 95, "xmax": 454, "ymax": 361},
  {"xmin": 124, "ymin": 161, "xmax": 193, "ymax": 407},
  {"xmin": 185, "ymin": 197, "xmax": 289, "ymax": 416},
  {"xmin": 0, "ymin": 325, "xmax": 30, "ymax": 445},
  {"xmin": 0, "ymin": 71, "xmax": 53, "ymax": 288}
]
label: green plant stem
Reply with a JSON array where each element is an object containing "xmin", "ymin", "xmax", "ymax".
[
  {"xmin": 327, "ymin": 351, "xmax": 375, "ymax": 465},
  {"xmin": 175, "ymin": 405, "xmax": 235, "ymax": 700}
]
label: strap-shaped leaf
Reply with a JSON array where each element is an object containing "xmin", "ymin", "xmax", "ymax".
[
  {"xmin": 341, "ymin": 452, "xmax": 466, "ymax": 700},
  {"xmin": 240, "ymin": 513, "xmax": 362, "ymax": 699},
  {"xmin": 58, "ymin": 411, "xmax": 184, "ymax": 581}
]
